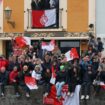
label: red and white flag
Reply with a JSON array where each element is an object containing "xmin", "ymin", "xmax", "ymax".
[
  {"xmin": 42, "ymin": 40, "xmax": 55, "ymax": 51},
  {"xmin": 25, "ymin": 76, "xmax": 38, "ymax": 90},
  {"xmin": 50, "ymin": 66, "xmax": 56, "ymax": 84},
  {"xmin": 15, "ymin": 36, "xmax": 31, "ymax": 48},
  {"xmin": 100, "ymin": 82, "xmax": 105, "ymax": 89},
  {"xmin": 65, "ymin": 48, "xmax": 79, "ymax": 61},
  {"xmin": 32, "ymin": 9, "xmax": 56, "ymax": 28}
]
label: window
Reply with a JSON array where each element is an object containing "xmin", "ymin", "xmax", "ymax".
[{"xmin": 30, "ymin": 0, "xmax": 59, "ymax": 28}]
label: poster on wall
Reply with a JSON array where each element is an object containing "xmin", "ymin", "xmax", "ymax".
[
  {"xmin": 0, "ymin": 0, "xmax": 3, "ymax": 33},
  {"xmin": 31, "ymin": 0, "xmax": 59, "ymax": 28}
]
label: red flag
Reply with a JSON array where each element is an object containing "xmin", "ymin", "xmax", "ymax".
[
  {"xmin": 65, "ymin": 48, "xmax": 79, "ymax": 61},
  {"xmin": 25, "ymin": 76, "xmax": 38, "ymax": 90},
  {"xmin": 32, "ymin": 9, "xmax": 56, "ymax": 28},
  {"xmin": 15, "ymin": 36, "xmax": 31, "ymax": 48}
]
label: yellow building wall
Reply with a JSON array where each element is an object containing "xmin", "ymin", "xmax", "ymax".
[
  {"xmin": 0, "ymin": 40, "xmax": 5, "ymax": 55},
  {"xmin": 3, "ymin": 0, "xmax": 24, "ymax": 33},
  {"xmin": 67, "ymin": 0, "xmax": 88, "ymax": 32}
]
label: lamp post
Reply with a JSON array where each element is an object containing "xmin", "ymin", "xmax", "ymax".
[{"xmin": 4, "ymin": 7, "xmax": 15, "ymax": 28}]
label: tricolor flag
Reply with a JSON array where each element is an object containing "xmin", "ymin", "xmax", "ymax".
[
  {"xmin": 42, "ymin": 40, "xmax": 55, "ymax": 51},
  {"xmin": 15, "ymin": 36, "xmax": 31, "ymax": 48},
  {"xmin": 32, "ymin": 9, "xmax": 56, "ymax": 28},
  {"xmin": 25, "ymin": 76, "xmax": 38, "ymax": 90},
  {"xmin": 65, "ymin": 48, "xmax": 79, "ymax": 61}
]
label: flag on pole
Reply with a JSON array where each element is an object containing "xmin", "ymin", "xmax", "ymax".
[
  {"xmin": 25, "ymin": 76, "xmax": 38, "ymax": 90},
  {"xmin": 15, "ymin": 36, "xmax": 31, "ymax": 48},
  {"xmin": 32, "ymin": 9, "xmax": 56, "ymax": 28},
  {"xmin": 42, "ymin": 40, "xmax": 55, "ymax": 51},
  {"xmin": 65, "ymin": 48, "xmax": 79, "ymax": 61}
]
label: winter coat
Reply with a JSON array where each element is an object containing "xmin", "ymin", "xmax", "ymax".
[
  {"xmin": 9, "ymin": 70, "xmax": 18, "ymax": 84},
  {"xmin": 0, "ymin": 71, "xmax": 8, "ymax": 85},
  {"xmin": 56, "ymin": 71, "xmax": 67, "ymax": 83},
  {"xmin": 18, "ymin": 70, "xmax": 31, "ymax": 85}
]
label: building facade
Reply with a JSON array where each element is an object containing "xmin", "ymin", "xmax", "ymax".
[{"xmin": 0, "ymin": 0, "xmax": 95, "ymax": 57}]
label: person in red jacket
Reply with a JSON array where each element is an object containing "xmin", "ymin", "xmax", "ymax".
[
  {"xmin": 0, "ymin": 55, "xmax": 8, "ymax": 70},
  {"xmin": 9, "ymin": 66, "xmax": 20, "ymax": 97}
]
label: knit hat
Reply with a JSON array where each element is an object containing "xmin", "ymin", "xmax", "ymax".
[{"xmin": 60, "ymin": 65, "xmax": 65, "ymax": 71}]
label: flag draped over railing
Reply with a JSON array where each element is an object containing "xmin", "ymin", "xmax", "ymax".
[{"xmin": 32, "ymin": 9, "xmax": 56, "ymax": 28}]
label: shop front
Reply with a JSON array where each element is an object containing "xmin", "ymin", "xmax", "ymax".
[{"xmin": 0, "ymin": 32, "xmax": 88, "ymax": 58}]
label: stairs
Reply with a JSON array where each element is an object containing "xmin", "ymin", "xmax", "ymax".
[
  {"xmin": 0, "ymin": 85, "xmax": 105, "ymax": 105},
  {"xmin": 80, "ymin": 87, "xmax": 105, "ymax": 105},
  {"xmin": 0, "ymin": 86, "xmax": 43, "ymax": 105}
]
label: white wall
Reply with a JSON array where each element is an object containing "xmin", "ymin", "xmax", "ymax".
[
  {"xmin": 24, "ymin": 0, "xmax": 31, "ymax": 30},
  {"xmin": 24, "ymin": 0, "xmax": 67, "ymax": 31},
  {"xmin": 89, "ymin": 0, "xmax": 95, "ymax": 25},
  {"xmin": 96, "ymin": 0, "xmax": 105, "ymax": 52},
  {"xmin": 0, "ymin": 0, "xmax": 3, "ymax": 33},
  {"xmin": 60, "ymin": 0, "xmax": 67, "ymax": 30}
]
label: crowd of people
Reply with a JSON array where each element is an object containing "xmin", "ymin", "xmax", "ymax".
[{"xmin": 0, "ymin": 35, "xmax": 105, "ymax": 101}]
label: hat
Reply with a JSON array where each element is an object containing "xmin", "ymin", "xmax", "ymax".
[
  {"xmin": 35, "ymin": 65, "xmax": 40, "ymax": 69},
  {"xmin": 60, "ymin": 65, "xmax": 65, "ymax": 71}
]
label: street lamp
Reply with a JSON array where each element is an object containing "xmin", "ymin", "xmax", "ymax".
[{"xmin": 4, "ymin": 7, "xmax": 15, "ymax": 28}]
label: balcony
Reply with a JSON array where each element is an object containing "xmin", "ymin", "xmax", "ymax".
[{"xmin": 24, "ymin": 8, "xmax": 65, "ymax": 32}]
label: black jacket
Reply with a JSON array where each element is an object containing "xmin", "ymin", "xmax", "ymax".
[
  {"xmin": 42, "ymin": 71, "xmax": 51, "ymax": 83},
  {"xmin": 0, "ymin": 71, "xmax": 8, "ymax": 85},
  {"xmin": 18, "ymin": 70, "xmax": 31, "ymax": 85},
  {"xmin": 67, "ymin": 67, "xmax": 81, "ymax": 84},
  {"xmin": 82, "ymin": 69, "xmax": 94, "ymax": 83},
  {"xmin": 56, "ymin": 71, "xmax": 67, "ymax": 83}
]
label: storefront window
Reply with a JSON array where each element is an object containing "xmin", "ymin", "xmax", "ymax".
[{"xmin": 59, "ymin": 40, "xmax": 80, "ymax": 54}]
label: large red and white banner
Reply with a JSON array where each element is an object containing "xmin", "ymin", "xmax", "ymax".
[
  {"xmin": 63, "ymin": 85, "xmax": 81, "ymax": 105},
  {"xmin": 32, "ymin": 9, "xmax": 56, "ymax": 28},
  {"xmin": 43, "ymin": 85, "xmax": 81, "ymax": 105}
]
